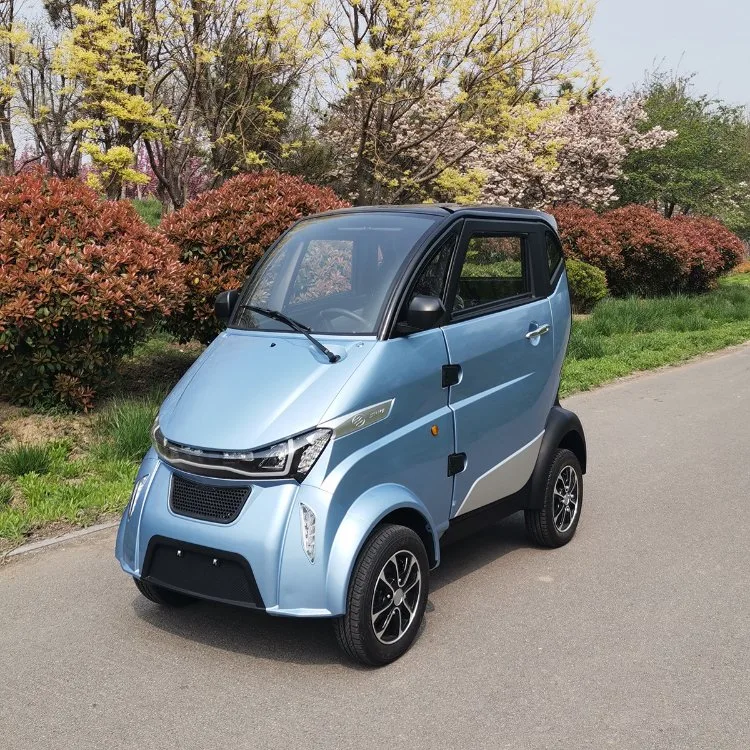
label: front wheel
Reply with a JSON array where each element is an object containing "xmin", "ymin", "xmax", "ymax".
[
  {"xmin": 525, "ymin": 448, "xmax": 583, "ymax": 548},
  {"xmin": 334, "ymin": 524, "xmax": 429, "ymax": 666}
]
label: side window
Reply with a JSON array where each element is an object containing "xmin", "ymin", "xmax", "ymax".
[
  {"xmin": 455, "ymin": 234, "xmax": 528, "ymax": 312},
  {"xmin": 412, "ymin": 231, "xmax": 457, "ymax": 300},
  {"xmin": 289, "ymin": 240, "xmax": 353, "ymax": 304},
  {"xmin": 546, "ymin": 232, "xmax": 562, "ymax": 279}
]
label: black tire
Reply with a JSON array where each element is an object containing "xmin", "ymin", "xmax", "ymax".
[
  {"xmin": 334, "ymin": 524, "xmax": 429, "ymax": 666},
  {"xmin": 133, "ymin": 577, "xmax": 195, "ymax": 607},
  {"xmin": 525, "ymin": 448, "xmax": 583, "ymax": 548}
]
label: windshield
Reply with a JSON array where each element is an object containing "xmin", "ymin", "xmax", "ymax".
[{"xmin": 231, "ymin": 212, "xmax": 438, "ymax": 335}]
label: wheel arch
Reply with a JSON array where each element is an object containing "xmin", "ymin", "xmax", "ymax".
[
  {"xmin": 526, "ymin": 405, "xmax": 587, "ymax": 510},
  {"xmin": 324, "ymin": 484, "xmax": 440, "ymax": 616},
  {"xmin": 378, "ymin": 507, "xmax": 438, "ymax": 568}
]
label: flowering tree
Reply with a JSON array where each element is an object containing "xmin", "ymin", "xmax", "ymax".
[
  {"xmin": 321, "ymin": 0, "xmax": 597, "ymax": 205},
  {"xmin": 438, "ymin": 94, "xmax": 675, "ymax": 209}
]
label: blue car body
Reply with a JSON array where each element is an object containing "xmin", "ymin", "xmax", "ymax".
[{"xmin": 116, "ymin": 204, "xmax": 585, "ymax": 622}]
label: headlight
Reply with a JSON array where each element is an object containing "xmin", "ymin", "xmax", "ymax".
[
  {"xmin": 128, "ymin": 474, "xmax": 150, "ymax": 518},
  {"xmin": 151, "ymin": 419, "xmax": 331, "ymax": 482}
]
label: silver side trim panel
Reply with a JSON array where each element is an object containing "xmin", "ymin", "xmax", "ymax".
[
  {"xmin": 454, "ymin": 431, "xmax": 544, "ymax": 516},
  {"xmin": 321, "ymin": 399, "xmax": 395, "ymax": 439}
]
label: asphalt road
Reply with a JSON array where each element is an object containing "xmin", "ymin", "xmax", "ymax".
[{"xmin": 2, "ymin": 346, "xmax": 750, "ymax": 750}]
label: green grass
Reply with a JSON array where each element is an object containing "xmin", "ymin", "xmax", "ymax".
[
  {"xmin": 0, "ymin": 333, "xmax": 200, "ymax": 547},
  {"xmin": 0, "ymin": 481, "xmax": 13, "ymax": 506},
  {"xmin": 560, "ymin": 278, "xmax": 750, "ymax": 396},
  {"xmin": 718, "ymin": 272, "xmax": 750, "ymax": 288},
  {"xmin": 131, "ymin": 197, "xmax": 163, "ymax": 227},
  {"xmin": 0, "ymin": 440, "xmax": 70, "ymax": 477},
  {"xmin": 0, "ymin": 457, "xmax": 136, "ymax": 542},
  {"xmin": 93, "ymin": 397, "xmax": 161, "ymax": 462}
]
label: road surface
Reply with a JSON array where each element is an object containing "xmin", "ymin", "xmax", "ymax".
[{"xmin": 2, "ymin": 345, "xmax": 749, "ymax": 749}]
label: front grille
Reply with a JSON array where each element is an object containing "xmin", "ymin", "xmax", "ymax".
[
  {"xmin": 169, "ymin": 474, "xmax": 250, "ymax": 523},
  {"xmin": 143, "ymin": 536, "xmax": 263, "ymax": 608}
]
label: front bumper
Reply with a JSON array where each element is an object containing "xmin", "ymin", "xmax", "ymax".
[{"xmin": 116, "ymin": 450, "xmax": 340, "ymax": 617}]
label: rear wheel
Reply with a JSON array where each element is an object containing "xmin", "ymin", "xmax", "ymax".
[
  {"xmin": 133, "ymin": 577, "xmax": 195, "ymax": 607},
  {"xmin": 334, "ymin": 524, "xmax": 429, "ymax": 666},
  {"xmin": 525, "ymin": 448, "xmax": 583, "ymax": 548}
]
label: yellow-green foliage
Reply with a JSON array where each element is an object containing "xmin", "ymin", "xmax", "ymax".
[
  {"xmin": 54, "ymin": 0, "xmax": 168, "ymax": 194},
  {"xmin": 566, "ymin": 258, "xmax": 608, "ymax": 313}
]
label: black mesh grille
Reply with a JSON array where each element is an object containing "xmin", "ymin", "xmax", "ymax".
[
  {"xmin": 169, "ymin": 475, "xmax": 250, "ymax": 523},
  {"xmin": 143, "ymin": 536, "xmax": 263, "ymax": 608}
]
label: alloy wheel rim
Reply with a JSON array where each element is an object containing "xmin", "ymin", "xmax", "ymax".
[
  {"xmin": 553, "ymin": 465, "xmax": 579, "ymax": 533},
  {"xmin": 371, "ymin": 550, "xmax": 422, "ymax": 645}
]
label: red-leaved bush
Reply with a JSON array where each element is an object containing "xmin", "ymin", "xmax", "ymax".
[
  {"xmin": 0, "ymin": 173, "xmax": 185, "ymax": 409},
  {"xmin": 671, "ymin": 215, "xmax": 745, "ymax": 291},
  {"xmin": 552, "ymin": 204, "xmax": 622, "ymax": 279},
  {"xmin": 161, "ymin": 170, "xmax": 348, "ymax": 343},
  {"xmin": 604, "ymin": 205, "xmax": 694, "ymax": 296},
  {"xmin": 552, "ymin": 204, "xmax": 743, "ymax": 297}
]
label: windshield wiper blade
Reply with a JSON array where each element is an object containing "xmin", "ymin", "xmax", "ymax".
[{"xmin": 238, "ymin": 305, "xmax": 341, "ymax": 364}]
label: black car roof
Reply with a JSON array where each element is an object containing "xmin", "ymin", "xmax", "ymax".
[{"xmin": 311, "ymin": 203, "xmax": 557, "ymax": 229}]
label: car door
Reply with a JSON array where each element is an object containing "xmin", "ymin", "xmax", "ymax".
[{"xmin": 441, "ymin": 219, "xmax": 557, "ymax": 518}]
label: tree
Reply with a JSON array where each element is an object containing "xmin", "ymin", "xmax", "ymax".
[
  {"xmin": 14, "ymin": 22, "xmax": 84, "ymax": 178},
  {"xmin": 474, "ymin": 94, "xmax": 675, "ymax": 208},
  {"xmin": 54, "ymin": 0, "xmax": 169, "ymax": 198},
  {"xmin": 618, "ymin": 72, "xmax": 750, "ymax": 236},
  {"xmin": 0, "ymin": 0, "xmax": 32, "ymax": 175},
  {"xmin": 320, "ymin": 0, "xmax": 597, "ymax": 205}
]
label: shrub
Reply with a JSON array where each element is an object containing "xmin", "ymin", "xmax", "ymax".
[
  {"xmin": 162, "ymin": 170, "xmax": 348, "ymax": 343},
  {"xmin": 734, "ymin": 260, "xmax": 750, "ymax": 274},
  {"xmin": 0, "ymin": 172, "xmax": 185, "ymax": 409},
  {"xmin": 566, "ymin": 259, "xmax": 608, "ymax": 313},
  {"xmin": 552, "ymin": 204, "xmax": 622, "ymax": 279},
  {"xmin": 0, "ymin": 440, "xmax": 69, "ymax": 477},
  {"xmin": 672, "ymin": 215, "xmax": 745, "ymax": 291},
  {"xmin": 598, "ymin": 205, "xmax": 694, "ymax": 297},
  {"xmin": 554, "ymin": 204, "xmax": 745, "ymax": 298}
]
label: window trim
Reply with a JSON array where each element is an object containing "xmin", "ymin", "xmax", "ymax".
[
  {"xmin": 545, "ymin": 230, "xmax": 565, "ymax": 289},
  {"xmin": 445, "ymin": 219, "xmax": 543, "ymax": 323},
  {"xmin": 386, "ymin": 223, "xmax": 464, "ymax": 337}
]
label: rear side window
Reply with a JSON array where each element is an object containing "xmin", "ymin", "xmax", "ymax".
[
  {"xmin": 546, "ymin": 233, "xmax": 563, "ymax": 279},
  {"xmin": 455, "ymin": 234, "xmax": 528, "ymax": 311}
]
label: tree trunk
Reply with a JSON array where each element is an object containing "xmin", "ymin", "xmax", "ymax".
[{"xmin": 0, "ymin": 110, "xmax": 15, "ymax": 176}]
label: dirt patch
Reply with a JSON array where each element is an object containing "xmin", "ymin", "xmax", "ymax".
[
  {"xmin": 107, "ymin": 339, "xmax": 203, "ymax": 401},
  {"xmin": 0, "ymin": 405, "xmax": 93, "ymax": 454}
]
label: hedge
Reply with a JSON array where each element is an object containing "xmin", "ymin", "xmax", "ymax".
[{"xmin": 0, "ymin": 173, "xmax": 185, "ymax": 409}]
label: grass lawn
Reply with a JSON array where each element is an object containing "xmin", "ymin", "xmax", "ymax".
[
  {"xmin": 1, "ymin": 274, "xmax": 749, "ymax": 551},
  {"xmin": 131, "ymin": 197, "xmax": 163, "ymax": 227},
  {"xmin": 0, "ymin": 335, "xmax": 204, "ymax": 552},
  {"xmin": 561, "ymin": 274, "xmax": 750, "ymax": 395}
]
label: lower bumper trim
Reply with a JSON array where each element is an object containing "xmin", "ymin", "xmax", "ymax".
[{"xmin": 141, "ymin": 535, "xmax": 265, "ymax": 610}]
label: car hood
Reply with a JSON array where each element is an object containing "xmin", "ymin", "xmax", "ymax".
[{"xmin": 158, "ymin": 330, "xmax": 375, "ymax": 451}]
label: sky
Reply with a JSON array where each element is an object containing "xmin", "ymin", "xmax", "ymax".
[{"xmin": 591, "ymin": 0, "xmax": 750, "ymax": 105}]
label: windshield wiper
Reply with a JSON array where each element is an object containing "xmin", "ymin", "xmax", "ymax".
[{"xmin": 238, "ymin": 305, "xmax": 341, "ymax": 363}]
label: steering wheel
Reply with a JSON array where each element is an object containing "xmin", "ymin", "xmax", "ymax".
[{"xmin": 319, "ymin": 308, "xmax": 370, "ymax": 328}]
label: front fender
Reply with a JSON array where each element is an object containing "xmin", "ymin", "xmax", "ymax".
[{"xmin": 324, "ymin": 484, "xmax": 440, "ymax": 616}]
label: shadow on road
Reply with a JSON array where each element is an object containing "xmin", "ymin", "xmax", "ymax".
[{"xmin": 132, "ymin": 511, "xmax": 530, "ymax": 666}]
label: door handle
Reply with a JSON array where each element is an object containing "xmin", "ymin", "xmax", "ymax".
[{"xmin": 525, "ymin": 323, "xmax": 550, "ymax": 340}]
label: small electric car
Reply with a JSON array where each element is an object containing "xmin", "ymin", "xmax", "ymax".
[{"xmin": 116, "ymin": 204, "xmax": 586, "ymax": 665}]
